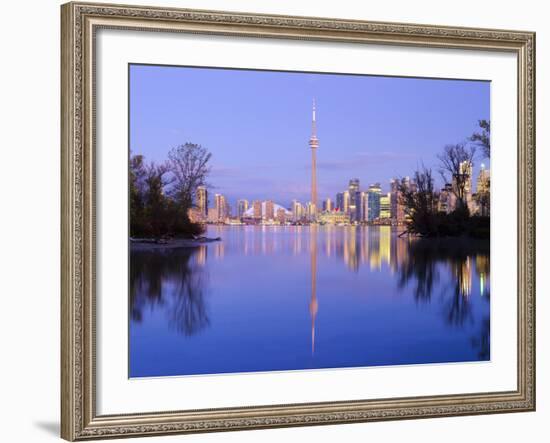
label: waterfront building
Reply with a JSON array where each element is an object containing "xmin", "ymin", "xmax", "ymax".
[
  {"xmin": 360, "ymin": 191, "xmax": 368, "ymax": 222},
  {"xmin": 348, "ymin": 178, "xmax": 360, "ymax": 222},
  {"xmin": 196, "ymin": 186, "xmax": 208, "ymax": 218},
  {"xmin": 309, "ymin": 99, "xmax": 319, "ymax": 220},
  {"xmin": 214, "ymin": 194, "xmax": 228, "ymax": 222},
  {"xmin": 207, "ymin": 207, "xmax": 219, "ymax": 224},
  {"xmin": 292, "ymin": 200, "xmax": 303, "ymax": 222},
  {"xmin": 343, "ymin": 190, "xmax": 350, "ymax": 215},
  {"xmin": 380, "ymin": 192, "xmax": 391, "ymax": 219},
  {"xmin": 265, "ymin": 200, "xmax": 275, "ymax": 221},
  {"xmin": 276, "ymin": 207, "xmax": 287, "ymax": 224},
  {"xmin": 306, "ymin": 202, "xmax": 316, "ymax": 221},
  {"xmin": 252, "ymin": 200, "xmax": 262, "ymax": 220},
  {"xmin": 335, "ymin": 192, "xmax": 344, "ymax": 211},
  {"xmin": 318, "ymin": 211, "xmax": 348, "ymax": 225},
  {"xmin": 475, "ymin": 163, "xmax": 491, "ymax": 216},
  {"xmin": 452, "ymin": 160, "xmax": 474, "ymax": 212},
  {"xmin": 367, "ymin": 183, "xmax": 382, "ymax": 221},
  {"xmin": 237, "ymin": 199, "xmax": 249, "ymax": 219},
  {"xmin": 323, "ymin": 197, "xmax": 333, "ymax": 212},
  {"xmin": 438, "ymin": 183, "xmax": 454, "ymax": 214}
]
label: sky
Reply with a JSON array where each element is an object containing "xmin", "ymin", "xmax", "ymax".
[{"xmin": 130, "ymin": 64, "xmax": 490, "ymax": 209}]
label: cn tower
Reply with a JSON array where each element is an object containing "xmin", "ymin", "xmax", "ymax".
[{"xmin": 309, "ymin": 99, "xmax": 319, "ymax": 218}]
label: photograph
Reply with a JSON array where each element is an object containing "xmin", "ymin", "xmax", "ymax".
[{"xmin": 128, "ymin": 64, "xmax": 492, "ymax": 378}]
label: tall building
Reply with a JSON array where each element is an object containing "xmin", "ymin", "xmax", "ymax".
[
  {"xmin": 276, "ymin": 207, "xmax": 287, "ymax": 224},
  {"xmin": 237, "ymin": 199, "xmax": 249, "ymax": 219},
  {"xmin": 196, "ymin": 186, "xmax": 208, "ymax": 217},
  {"xmin": 265, "ymin": 200, "xmax": 275, "ymax": 220},
  {"xmin": 452, "ymin": 160, "xmax": 473, "ymax": 211},
  {"xmin": 309, "ymin": 99, "xmax": 319, "ymax": 220},
  {"xmin": 360, "ymin": 191, "xmax": 368, "ymax": 222},
  {"xmin": 391, "ymin": 177, "xmax": 410, "ymax": 224},
  {"xmin": 323, "ymin": 197, "xmax": 333, "ymax": 212},
  {"xmin": 335, "ymin": 192, "xmax": 344, "ymax": 212},
  {"xmin": 475, "ymin": 163, "xmax": 490, "ymax": 216},
  {"xmin": 252, "ymin": 200, "xmax": 262, "ymax": 220},
  {"xmin": 214, "ymin": 194, "xmax": 227, "ymax": 222},
  {"xmin": 343, "ymin": 190, "xmax": 350, "ymax": 215},
  {"xmin": 367, "ymin": 183, "xmax": 382, "ymax": 221},
  {"xmin": 380, "ymin": 192, "xmax": 391, "ymax": 219},
  {"xmin": 292, "ymin": 200, "xmax": 303, "ymax": 222},
  {"xmin": 348, "ymin": 179, "xmax": 360, "ymax": 222},
  {"xmin": 438, "ymin": 183, "xmax": 454, "ymax": 214},
  {"xmin": 390, "ymin": 179, "xmax": 399, "ymax": 220}
]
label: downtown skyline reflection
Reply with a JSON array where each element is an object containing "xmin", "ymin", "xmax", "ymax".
[{"xmin": 130, "ymin": 225, "xmax": 490, "ymax": 377}]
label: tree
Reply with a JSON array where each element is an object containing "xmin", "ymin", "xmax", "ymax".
[
  {"xmin": 167, "ymin": 143, "xmax": 212, "ymax": 212},
  {"xmin": 437, "ymin": 143, "xmax": 476, "ymax": 214},
  {"xmin": 143, "ymin": 162, "xmax": 171, "ymax": 239},
  {"xmin": 470, "ymin": 120, "xmax": 490, "ymax": 158},
  {"xmin": 129, "ymin": 154, "xmax": 147, "ymax": 237},
  {"xmin": 398, "ymin": 167, "xmax": 439, "ymax": 237}
]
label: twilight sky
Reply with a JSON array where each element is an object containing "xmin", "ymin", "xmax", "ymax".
[{"xmin": 130, "ymin": 64, "xmax": 490, "ymax": 209}]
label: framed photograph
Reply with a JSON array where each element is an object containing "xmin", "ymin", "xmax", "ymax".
[{"xmin": 61, "ymin": 2, "xmax": 536, "ymax": 440}]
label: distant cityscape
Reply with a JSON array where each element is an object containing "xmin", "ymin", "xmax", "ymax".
[{"xmin": 188, "ymin": 101, "xmax": 490, "ymax": 227}]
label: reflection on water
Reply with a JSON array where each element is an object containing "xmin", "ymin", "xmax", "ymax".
[{"xmin": 130, "ymin": 226, "xmax": 490, "ymax": 377}]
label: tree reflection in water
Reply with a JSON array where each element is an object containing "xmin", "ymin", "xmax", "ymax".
[
  {"xmin": 396, "ymin": 237, "xmax": 490, "ymax": 329},
  {"xmin": 130, "ymin": 246, "xmax": 209, "ymax": 336}
]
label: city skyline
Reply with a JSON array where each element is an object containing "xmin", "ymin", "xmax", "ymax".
[{"xmin": 130, "ymin": 64, "xmax": 490, "ymax": 209}]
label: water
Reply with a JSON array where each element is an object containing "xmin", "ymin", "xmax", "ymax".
[{"xmin": 129, "ymin": 225, "xmax": 490, "ymax": 377}]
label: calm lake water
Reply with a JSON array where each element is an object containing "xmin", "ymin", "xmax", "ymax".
[{"xmin": 129, "ymin": 225, "xmax": 490, "ymax": 377}]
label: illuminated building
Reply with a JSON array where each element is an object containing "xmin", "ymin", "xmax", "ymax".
[
  {"xmin": 335, "ymin": 192, "xmax": 344, "ymax": 211},
  {"xmin": 380, "ymin": 192, "xmax": 391, "ymax": 219},
  {"xmin": 237, "ymin": 199, "xmax": 249, "ymax": 218},
  {"xmin": 343, "ymin": 190, "xmax": 350, "ymax": 215},
  {"xmin": 367, "ymin": 183, "xmax": 381, "ymax": 221},
  {"xmin": 252, "ymin": 200, "xmax": 262, "ymax": 220},
  {"xmin": 348, "ymin": 178, "xmax": 360, "ymax": 222},
  {"xmin": 360, "ymin": 191, "xmax": 368, "ymax": 222},
  {"xmin": 276, "ymin": 207, "xmax": 287, "ymax": 224},
  {"xmin": 265, "ymin": 200, "xmax": 275, "ymax": 220},
  {"xmin": 309, "ymin": 99, "xmax": 319, "ymax": 220},
  {"xmin": 292, "ymin": 200, "xmax": 303, "ymax": 222},
  {"xmin": 452, "ymin": 160, "xmax": 474, "ymax": 212},
  {"xmin": 323, "ymin": 197, "xmax": 333, "ymax": 212},
  {"xmin": 438, "ymin": 183, "xmax": 454, "ymax": 213},
  {"xmin": 318, "ymin": 211, "xmax": 348, "ymax": 225},
  {"xmin": 214, "ymin": 193, "xmax": 228, "ymax": 222},
  {"xmin": 196, "ymin": 186, "xmax": 208, "ymax": 217},
  {"xmin": 475, "ymin": 163, "xmax": 490, "ymax": 216},
  {"xmin": 207, "ymin": 207, "xmax": 219, "ymax": 224}
]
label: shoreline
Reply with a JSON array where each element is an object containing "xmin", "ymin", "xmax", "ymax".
[{"xmin": 130, "ymin": 237, "xmax": 221, "ymax": 251}]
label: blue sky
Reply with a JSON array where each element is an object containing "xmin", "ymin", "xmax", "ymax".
[{"xmin": 130, "ymin": 64, "xmax": 490, "ymax": 208}]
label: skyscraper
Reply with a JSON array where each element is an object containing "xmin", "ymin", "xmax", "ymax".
[
  {"xmin": 237, "ymin": 199, "xmax": 249, "ymax": 219},
  {"xmin": 265, "ymin": 200, "xmax": 275, "ymax": 220},
  {"xmin": 343, "ymin": 190, "xmax": 350, "ymax": 215},
  {"xmin": 196, "ymin": 186, "xmax": 208, "ymax": 217},
  {"xmin": 292, "ymin": 200, "xmax": 303, "ymax": 222},
  {"xmin": 367, "ymin": 183, "xmax": 382, "ymax": 221},
  {"xmin": 252, "ymin": 200, "xmax": 262, "ymax": 220},
  {"xmin": 380, "ymin": 193, "xmax": 391, "ymax": 219},
  {"xmin": 335, "ymin": 192, "xmax": 344, "ymax": 212},
  {"xmin": 309, "ymin": 99, "xmax": 319, "ymax": 219},
  {"xmin": 476, "ymin": 163, "xmax": 490, "ymax": 216},
  {"xmin": 348, "ymin": 178, "xmax": 360, "ymax": 222},
  {"xmin": 360, "ymin": 191, "xmax": 368, "ymax": 222},
  {"xmin": 323, "ymin": 197, "xmax": 333, "ymax": 212},
  {"xmin": 214, "ymin": 193, "xmax": 227, "ymax": 222}
]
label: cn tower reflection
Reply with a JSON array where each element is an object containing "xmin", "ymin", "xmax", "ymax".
[{"xmin": 309, "ymin": 225, "xmax": 318, "ymax": 355}]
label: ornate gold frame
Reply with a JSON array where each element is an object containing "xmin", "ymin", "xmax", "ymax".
[{"xmin": 61, "ymin": 1, "xmax": 536, "ymax": 440}]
